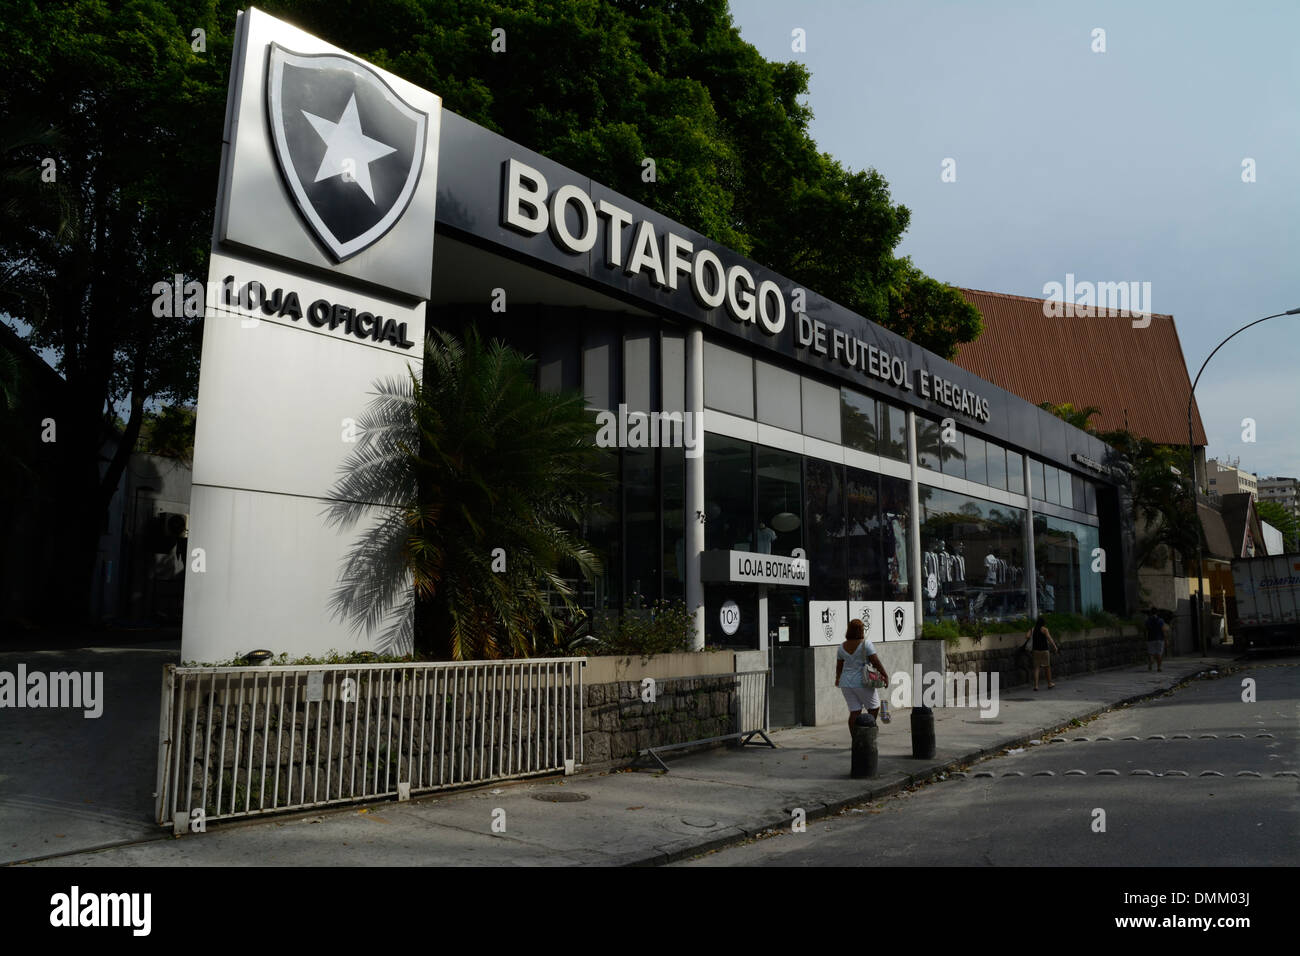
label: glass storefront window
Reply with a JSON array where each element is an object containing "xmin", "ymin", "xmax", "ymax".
[
  {"xmin": 804, "ymin": 457, "xmax": 846, "ymax": 600},
  {"xmin": 916, "ymin": 416, "xmax": 943, "ymax": 471},
  {"xmin": 624, "ymin": 448, "xmax": 658, "ymax": 606},
  {"xmin": 880, "ymin": 476, "xmax": 912, "ymax": 601},
  {"xmin": 941, "ymin": 428, "xmax": 966, "ymax": 479},
  {"xmin": 1030, "ymin": 458, "xmax": 1046, "ymax": 500},
  {"xmin": 845, "ymin": 467, "xmax": 883, "ymax": 601},
  {"xmin": 1058, "ymin": 469, "xmax": 1073, "ymax": 510},
  {"xmin": 1085, "ymin": 480, "xmax": 1097, "ymax": 516},
  {"xmin": 662, "ymin": 446, "xmax": 684, "ymax": 600},
  {"xmin": 1034, "ymin": 514, "xmax": 1102, "ymax": 616},
  {"xmin": 965, "ymin": 434, "xmax": 988, "ymax": 486},
  {"xmin": 583, "ymin": 446, "xmax": 621, "ymax": 614},
  {"xmin": 840, "ymin": 389, "xmax": 878, "ymax": 455},
  {"xmin": 801, "ymin": 378, "xmax": 841, "ymax": 442},
  {"xmin": 704, "ymin": 436, "xmax": 753, "ymax": 552},
  {"xmin": 1006, "ymin": 450, "xmax": 1024, "ymax": 495},
  {"xmin": 756, "ymin": 447, "xmax": 803, "ymax": 556},
  {"xmin": 757, "ymin": 360, "xmax": 801, "ymax": 431},
  {"xmin": 918, "ymin": 487, "xmax": 1028, "ymax": 623},
  {"xmin": 880, "ymin": 401, "xmax": 908, "ymax": 461},
  {"xmin": 1044, "ymin": 464, "xmax": 1061, "ymax": 504},
  {"xmin": 986, "ymin": 442, "xmax": 1007, "ymax": 490},
  {"xmin": 702, "ymin": 341, "xmax": 754, "ymax": 418}
]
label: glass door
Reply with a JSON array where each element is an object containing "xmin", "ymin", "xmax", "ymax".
[{"xmin": 768, "ymin": 587, "xmax": 807, "ymax": 727}]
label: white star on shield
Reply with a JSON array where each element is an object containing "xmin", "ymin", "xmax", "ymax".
[{"xmin": 300, "ymin": 94, "xmax": 396, "ymax": 203}]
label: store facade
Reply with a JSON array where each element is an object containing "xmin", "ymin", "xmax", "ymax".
[
  {"xmin": 186, "ymin": 10, "xmax": 1132, "ymax": 724},
  {"xmin": 429, "ymin": 111, "xmax": 1128, "ymax": 652}
]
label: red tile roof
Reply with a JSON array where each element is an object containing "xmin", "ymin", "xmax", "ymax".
[{"xmin": 950, "ymin": 288, "xmax": 1207, "ymax": 447}]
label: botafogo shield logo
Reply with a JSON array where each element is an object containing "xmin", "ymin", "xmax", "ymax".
[{"xmin": 266, "ymin": 44, "xmax": 427, "ymax": 261}]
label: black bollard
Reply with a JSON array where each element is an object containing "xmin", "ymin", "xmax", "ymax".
[
  {"xmin": 851, "ymin": 713, "xmax": 878, "ymax": 778},
  {"xmin": 911, "ymin": 704, "xmax": 936, "ymax": 759}
]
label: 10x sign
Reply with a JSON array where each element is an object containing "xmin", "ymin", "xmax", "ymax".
[{"xmin": 266, "ymin": 44, "xmax": 428, "ymax": 261}]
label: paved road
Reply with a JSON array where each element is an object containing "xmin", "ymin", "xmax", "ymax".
[
  {"xmin": 681, "ymin": 661, "xmax": 1299, "ymax": 866},
  {"xmin": 0, "ymin": 643, "xmax": 179, "ymax": 864}
]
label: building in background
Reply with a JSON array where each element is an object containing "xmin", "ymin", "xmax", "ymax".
[
  {"xmin": 948, "ymin": 288, "xmax": 1209, "ymax": 487},
  {"xmin": 1259, "ymin": 475, "xmax": 1300, "ymax": 520},
  {"xmin": 1207, "ymin": 458, "xmax": 1258, "ymax": 500}
]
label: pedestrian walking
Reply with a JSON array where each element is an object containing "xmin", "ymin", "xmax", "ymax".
[
  {"xmin": 1145, "ymin": 608, "xmax": 1166, "ymax": 671},
  {"xmin": 1023, "ymin": 615, "xmax": 1059, "ymax": 690},
  {"xmin": 835, "ymin": 618, "xmax": 889, "ymax": 737}
]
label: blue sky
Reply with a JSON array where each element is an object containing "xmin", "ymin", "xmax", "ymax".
[{"xmin": 729, "ymin": 0, "xmax": 1300, "ymax": 480}]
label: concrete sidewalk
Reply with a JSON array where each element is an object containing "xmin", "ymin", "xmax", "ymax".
[{"xmin": 21, "ymin": 654, "xmax": 1236, "ymax": 867}]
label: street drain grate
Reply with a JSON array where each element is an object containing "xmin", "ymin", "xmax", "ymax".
[{"xmin": 531, "ymin": 791, "xmax": 590, "ymax": 803}]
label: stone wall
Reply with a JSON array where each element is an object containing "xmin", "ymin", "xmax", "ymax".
[
  {"xmin": 581, "ymin": 675, "xmax": 741, "ymax": 767},
  {"xmin": 944, "ymin": 627, "xmax": 1144, "ymax": 689}
]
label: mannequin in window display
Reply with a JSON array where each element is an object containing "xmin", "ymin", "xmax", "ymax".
[
  {"xmin": 756, "ymin": 522, "xmax": 776, "ymax": 554},
  {"xmin": 944, "ymin": 540, "xmax": 966, "ymax": 616},
  {"xmin": 984, "ymin": 549, "xmax": 999, "ymax": 586},
  {"xmin": 938, "ymin": 540, "xmax": 959, "ymax": 614},
  {"xmin": 923, "ymin": 539, "xmax": 940, "ymax": 614}
]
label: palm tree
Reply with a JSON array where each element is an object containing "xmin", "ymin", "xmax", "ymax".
[
  {"xmin": 1039, "ymin": 401, "xmax": 1102, "ymax": 433},
  {"xmin": 323, "ymin": 327, "xmax": 613, "ymax": 660}
]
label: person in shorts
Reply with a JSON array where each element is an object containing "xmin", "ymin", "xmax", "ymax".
[
  {"xmin": 835, "ymin": 618, "xmax": 889, "ymax": 738},
  {"xmin": 1145, "ymin": 608, "xmax": 1166, "ymax": 671},
  {"xmin": 1025, "ymin": 615, "xmax": 1059, "ymax": 690}
]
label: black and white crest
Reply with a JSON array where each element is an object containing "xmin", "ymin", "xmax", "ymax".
[
  {"xmin": 893, "ymin": 607, "xmax": 905, "ymax": 637},
  {"xmin": 266, "ymin": 44, "xmax": 427, "ymax": 261}
]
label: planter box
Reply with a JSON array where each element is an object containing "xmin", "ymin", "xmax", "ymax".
[{"xmin": 582, "ymin": 650, "xmax": 736, "ymax": 685}]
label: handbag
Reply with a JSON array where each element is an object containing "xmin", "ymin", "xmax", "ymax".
[{"xmin": 864, "ymin": 666, "xmax": 888, "ymax": 688}]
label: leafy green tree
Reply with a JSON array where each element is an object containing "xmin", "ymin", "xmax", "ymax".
[
  {"xmin": 134, "ymin": 404, "xmax": 197, "ymax": 464},
  {"xmin": 0, "ymin": 0, "xmax": 228, "ymax": 620},
  {"xmin": 324, "ymin": 328, "xmax": 612, "ymax": 660},
  {"xmin": 1256, "ymin": 499, "xmax": 1299, "ymax": 553},
  {"xmin": 1097, "ymin": 428, "xmax": 1200, "ymax": 569}
]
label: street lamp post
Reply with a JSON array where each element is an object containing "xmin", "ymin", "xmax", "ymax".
[{"xmin": 1186, "ymin": 307, "xmax": 1300, "ymax": 656}]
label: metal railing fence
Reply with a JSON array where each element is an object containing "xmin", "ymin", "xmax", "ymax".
[
  {"xmin": 636, "ymin": 669, "xmax": 774, "ymax": 770},
  {"xmin": 155, "ymin": 658, "xmax": 584, "ymax": 826}
]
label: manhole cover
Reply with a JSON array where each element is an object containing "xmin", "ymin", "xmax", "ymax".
[
  {"xmin": 531, "ymin": 791, "xmax": 590, "ymax": 803},
  {"xmin": 681, "ymin": 818, "xmax": 717, "ymax": 828}
]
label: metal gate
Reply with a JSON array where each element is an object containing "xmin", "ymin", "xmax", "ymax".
[{"xmin": 155, "ymin": 659, "xmax": 584, "ymax": 827}]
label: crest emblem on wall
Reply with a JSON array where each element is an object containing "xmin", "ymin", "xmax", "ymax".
[
  {"xmin": 266, "ymin": 44, "xmax": 427, "ymax": 261},
  {"xmin": 893, "ymin": 607, "xmax": 906, "ymax": 637}
]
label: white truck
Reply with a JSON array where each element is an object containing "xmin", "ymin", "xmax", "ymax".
[{"xmin": 1231, "ymin": 553, "xmax": 1300, "ymax": 651}]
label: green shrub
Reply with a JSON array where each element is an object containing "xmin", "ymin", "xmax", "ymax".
[
  {"xmin": 920, "ymin": 619, "xmax": 961, "ymax": 645},
  {"xmin": 1087, "ymin": 608, "xmax": 1123, "ymax": 630},
  {"xmin": 589, "ymin": 599, "xmax": 695, "ymax": 660}
]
